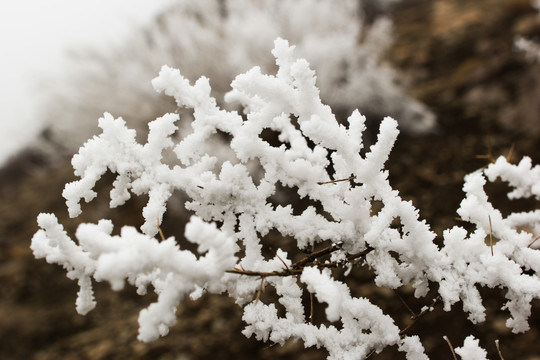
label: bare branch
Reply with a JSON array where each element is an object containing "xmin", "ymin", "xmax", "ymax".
[
  {"xmin": 444, "ymin": 336, "xmax": 458, "ymax": 360},
  {"xmin": 317, "ymin": 176, "xmax": 356, "ymax": 185}
]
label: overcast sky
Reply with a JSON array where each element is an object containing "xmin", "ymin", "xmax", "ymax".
[{"xmin": 0, "ymin": 0, "xmax": 173, "ymax": 165}]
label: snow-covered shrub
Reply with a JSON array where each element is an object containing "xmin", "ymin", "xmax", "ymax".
[
  {"xmin": 40, "ymin": 0, "xmax": 434, "ymax": 157},
  {"xmin": 32, "ymin": 39, "xmax": 539, "ymax": 359},
  {"xmin": 515, "ymin": 36, "xmax": 540, "ymax": 62},
  {"xmin": 516, "ymin": 0, "xmax": 540, "ymax": 62}
]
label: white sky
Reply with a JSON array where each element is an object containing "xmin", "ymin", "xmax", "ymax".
[{"xmin": 0, "ymin": 0, "xmax": 173, "ymax": 166}]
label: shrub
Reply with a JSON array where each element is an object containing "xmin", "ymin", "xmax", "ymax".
[{"xmin": 40, "ymin": 0, "xmax": 433, "ymax": 158}]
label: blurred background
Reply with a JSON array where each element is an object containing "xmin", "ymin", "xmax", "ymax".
[
  {"xmin": 1, "ymin": 0, "xmax": 539, "ymax": 359},
  {"xmin": 0, "ymin": 0, "xmax": 173, "ymax": 165}
]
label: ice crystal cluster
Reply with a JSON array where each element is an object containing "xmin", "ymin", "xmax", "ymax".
[{"xmin": 32, "ymin": 39, "xmax": 539, "ymax": 359}]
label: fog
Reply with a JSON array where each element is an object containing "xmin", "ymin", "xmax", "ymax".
[{"xmin": 0, "ymin": 0, "xmax": 173, "ymax": 165}]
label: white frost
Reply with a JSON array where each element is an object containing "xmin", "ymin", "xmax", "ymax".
[{"xmin": 32, "ymin": 38, "xmax": 539, "ymax": 359}]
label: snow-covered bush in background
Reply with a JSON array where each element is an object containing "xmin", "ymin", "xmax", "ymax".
[
  {"xmin": 32, "ymin": 38, "xmax": 539, "ymax": 359},
  {"xmin": 515, "ymin": 0, "xmax": 540, "ymax": 61},
  {"xmin": 515, "ymin": 36, "xmax": 540, "ymax": 62},
  {"xmin": 40, "ymin": 0, "xmax": 433, "ymax": 157}
]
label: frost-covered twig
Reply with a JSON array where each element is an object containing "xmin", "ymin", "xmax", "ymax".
[
  {"xmin": 227, "ymin": 245, "xmax": 374, "ymax": 277},
  {"xmin": 32, "ymin": 38, "xmax": 539, "ymax": 359},
  {"xmin": 32, "ymin": 214, "xmax": 237, "ymax": 341}
]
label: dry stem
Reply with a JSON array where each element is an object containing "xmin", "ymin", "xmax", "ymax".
[
  {"xmin": 227, "ymin": 246, "xmax": 374, "ymax": 278},
  {"xmin": 399, "ymin": 297, "xmax": 439, "ymax": 337},
  {"xmin": 317, "ymin": 176, "xmax": 356, "ymax": 185},
  {"xmin": 528, "ymin": 234, "xmax": 540, "ymax": 248},
  {"xmin": 157, "ymin": 219, "xmax": 166, "ymax": 242},
  {"xmin": 309, "ymin": 292, "xmax": 315, "ymax": 324},
  {"xmin": 255, "ymin": 277, "xmax": 265, "ymax": 304},
  {"xmin": 495, "ymin": 340, "xmax": 505, "ymax": 360},
  {"xmin": 489, "ymin": 215, "xmax": 494, "ymax": 256},
  {"xmin": 444, "ymin": 336, "xmax": 458, "ymax": 360}
]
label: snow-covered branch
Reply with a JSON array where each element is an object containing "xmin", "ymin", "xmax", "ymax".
[{"xmin": 32, "ymin": 38, "xmax": 539, "ymax": 359}]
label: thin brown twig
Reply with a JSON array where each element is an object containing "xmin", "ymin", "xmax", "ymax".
[
  {"xmin": 528, "ymin": 234, "xmax": 540, "ymax": 248},
  {"xmin": 345, "ymin": 247, "xmax": 374, "ymax": 262},
  {"xmin": 317, "ymin": 176, "xmax": 356, "ymax": 185},
  {"xmin": 489, "ymin": 215, "xmax": 494, "ymax": 256},
  {"xmin": 276, "ymin": 253, "xmax": 290, "ymax": 270},
  {"xmin": 506, "ymin": 143, "xmax": 515, "ymax": 163},
  {"xmin": 157, "ymin": 219, "xmax": 166, "ymax": 242},
  {"xmin": 292, "ymin": 244, "xmax": 341, "ymax": 269},
  {"xmin": 475, "ymin": 154, "xmax": 492, "ymax": 160},
  {"xmin": 394, "ymin": 289, "xmax": 416, "ymax": 317},
  {"xmin": 476, "ymin": 135, "xmax": 495, "ymax": 166},
  {"xmin": 263, "ymin": 342, "xmax": 278, "ymax": 350},
  {"xmin": 315, "ymin": 247, "xmax": 374, "ymax": 271},
  {"xmin": 495, "ymin": 340, "xmax": 505, "ymax": 360},
  {"xmin": 255, "ymin": 276, "xmax": 265, "ymax": 304},
  {"xmin": 365, "ymin": 349, "xmax": 376, "ymax": 359},
  {"xmin": 228, "ymin": 267, "xmax": 302, "ymax": 277},
  {"xmin": 228, "ymin": 246, "xmax": 374, "ymax": 278},
  {"xmin": 310, "ymin": 292, "xmax": 315, "ymax": 324},
  {"xmin": 444, "ymin": 336, "xmax": 458, "ymax": 360},
  {"xmin": 399, "ymin": 297, "xmax": 439, "ymax": 337}
]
